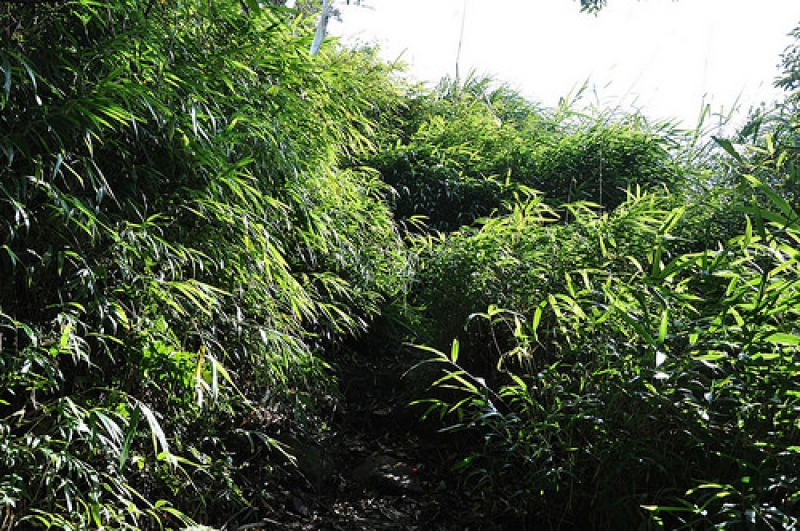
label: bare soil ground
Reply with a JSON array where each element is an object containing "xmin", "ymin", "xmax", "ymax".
[{"xmin": 246, "ymin": 342, "xmax": 517, "ymax": 531}]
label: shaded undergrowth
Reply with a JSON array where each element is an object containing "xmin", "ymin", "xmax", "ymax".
[{"xmin": 411, "ymin": 178, "xmax": 800, "ymax": 529}]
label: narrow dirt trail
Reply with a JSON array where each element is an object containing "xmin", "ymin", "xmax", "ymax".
[{"xmin": 260, "ymin": 340, "xmax": 515, "ymax": 530}]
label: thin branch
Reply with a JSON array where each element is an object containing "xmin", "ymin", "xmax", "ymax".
[{"xmin": 309, "ymin": 0, "xmax": 330, "ymax": 55}]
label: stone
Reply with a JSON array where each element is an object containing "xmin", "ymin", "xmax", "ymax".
[{"xmin": 352, "ymin": 454, "xmax": 423, "ymax": 495}]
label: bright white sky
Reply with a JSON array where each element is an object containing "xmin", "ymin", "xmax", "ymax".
[{"xmin": 331, "ymin": 0, "xmax": 800, "ymax": 127}]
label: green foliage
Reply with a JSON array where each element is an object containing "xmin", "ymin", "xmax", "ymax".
[
  {"xmin": 526, "ymin": 122, "xmax": 680, "ymax": 211},
  {"xmin": 360, "ymin": 75, "xmax": 688, "ymax": 233},
  {"xmin": 408, "ymin": 32, "xmax": 800, "ymax": 527},
  {"xmin": 2, "ymin": 1, "xmax": 799, "ymax": 528},
  {"xmin": 413, "ymin": 188, "xmax": 668, "ymax": 365},
  {"xmin": 726, "ymin": 24, "xmax": 800, "ymax": 216},
  {"xmin": 363, "ymin": 75, "xmax": 537, "ymax": 232},
  {"xmin": 413, "ymin": 172, "xmax": 800, "ymax": 528},
  {"xmin": 0, "ymin": 0, "xmax": 408, "ymax": 527},
  {"xmin": 776, "ymin": 22, "xmax": 800, "ymax": 108},
  {"xmin": 580, "ymin": 0, "xmax": 607, "ymax": 13}
]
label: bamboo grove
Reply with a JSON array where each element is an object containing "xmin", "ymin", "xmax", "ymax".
[{"xmin": 2, "ymin": 1, "xmax": 800, "ymax": 529}]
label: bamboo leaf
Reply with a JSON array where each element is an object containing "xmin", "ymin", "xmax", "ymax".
[
  {"xmin": 657, "ymin": 309, "xmax": 669, "ymax": 345},
  {"xmin": 136, "ymin": 400, "xmax": 170, "ymax": 460},
  {"xmin": 743, "ymin": 174, "xmax": 797, "ymax": 221},
  {"xmin": 58, "ymin": 321, "xmax": 73, "ymax": 351},
  {"xmin": 744, "ymin": 216, "xmax": 753, "ymax": 247},
  {"xmin": 1, "ymin": 53, "xmax": 11, "ymax": 101},
  {"xmin": 765, "ymin": 332, "xmax": 800, "ymax": 346},
  {"xmin": 713, "ymin": 136, "xmax": 743, "ymax": 163},
  {"xmin": 119, "ymin": 405, "xmax": 141, "ymax": 471}
]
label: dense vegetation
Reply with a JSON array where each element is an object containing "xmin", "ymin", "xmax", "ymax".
[
  {"xmin": 360, "ymin": 76, "xmax": 684, "ymax": 232},
  {"xmin": 1, "ymin": 0, "xmax": 799, "ymax": 529},
  {"xmin": 1, "ymin": 1, "xmax": 408, "ymax": 527}
]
